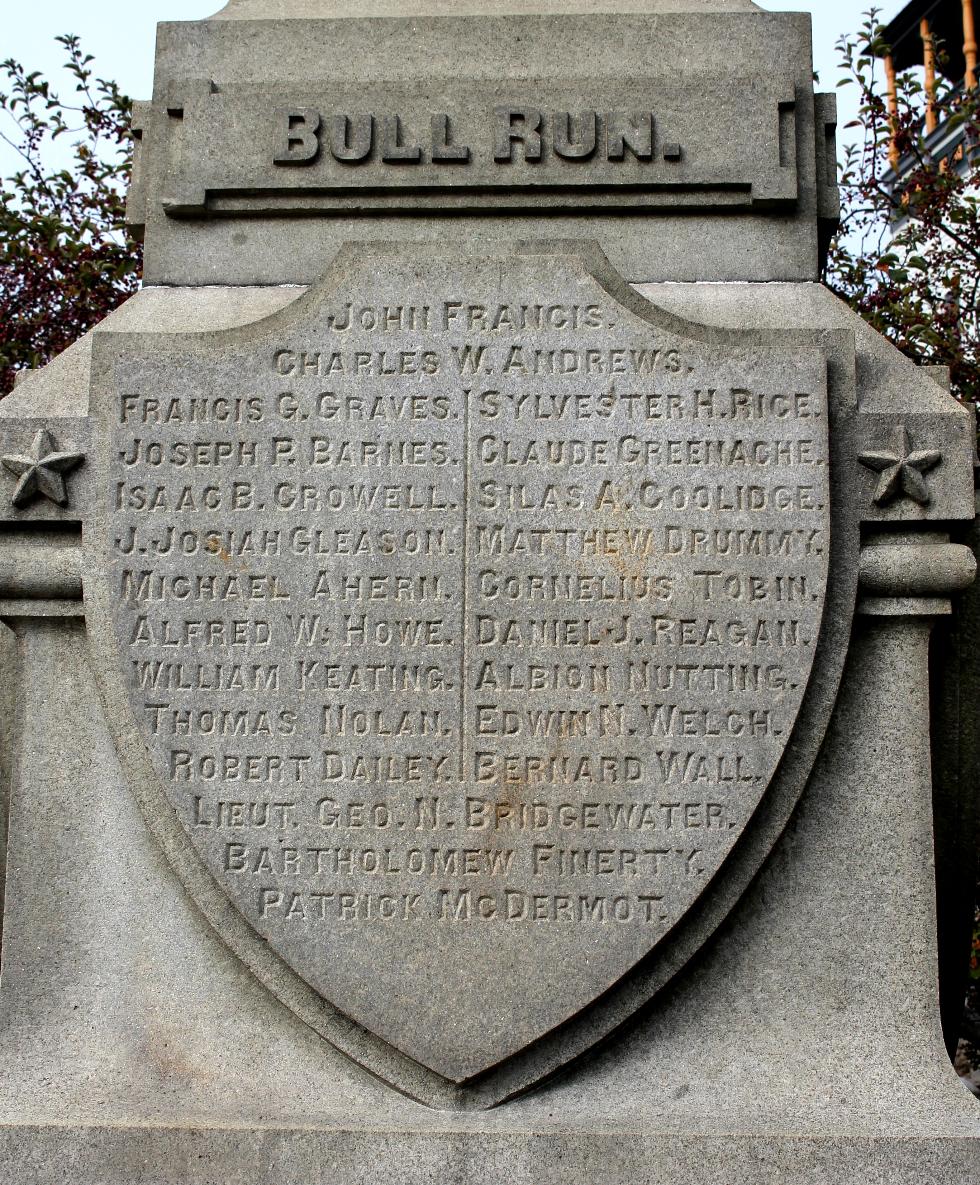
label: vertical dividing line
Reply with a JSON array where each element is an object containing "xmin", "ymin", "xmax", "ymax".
[{"xmin": 459, "ymin": 387, "xmax": 471, "ymax": 783}]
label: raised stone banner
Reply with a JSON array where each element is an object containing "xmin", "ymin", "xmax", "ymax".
[{"xmin": 0, "ymin": 0, "xmax": 977, "ymax": 1181}]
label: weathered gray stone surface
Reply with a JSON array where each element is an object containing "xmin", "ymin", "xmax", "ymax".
[
  {"xmin": 2, "ymin": 270, "xmax": 978, "ymax": 1171},
  {"xmin": 0, "ymin": 0, "xmax": 977, "ymax": 1180},
  {"xmin": 212, "ymin": 1, "xmax": 766, "ymax": 15},
  {"xmin": 83, "ymin": 244, "xmax": 841, "ymax": 1091},
  {"xmin": 131, "ymin": 2, "xmax": 836, "ymax": 285},
  {"xmin": 0, "ymin": 621, "xmax": 15, "ymax": 937}
]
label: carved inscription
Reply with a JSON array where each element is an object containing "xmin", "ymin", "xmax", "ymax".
[
  {"xmin": 99, "ymin": 252, "xmax": 830, "ymax": 1076},
  {"xmin": 273, "ymin": 107, "xmax": 666, "ymax": 166}
]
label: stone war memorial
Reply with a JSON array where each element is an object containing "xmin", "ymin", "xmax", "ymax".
[{"xmin": 1, "ymin": 0, "xmax": 979, "ymax": 1180}]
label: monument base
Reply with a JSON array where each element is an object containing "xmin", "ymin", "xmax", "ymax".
[{"xmin": 1, "ymin": 1124, "xmax": 978, "ymax": 1185}]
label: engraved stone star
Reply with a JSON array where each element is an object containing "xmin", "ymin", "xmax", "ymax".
[
  {"xmin": 858, "ymin": 424, "xmax": 942, "ymax": 507},
  {"xmin": 1, "ymin": 428, "xmax": 85, "ymax": 509}
]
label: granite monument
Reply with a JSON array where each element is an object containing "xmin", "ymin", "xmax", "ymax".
[{"xmin": 0, "ymin": 0, "xmax": 978, "ymax": 1181}]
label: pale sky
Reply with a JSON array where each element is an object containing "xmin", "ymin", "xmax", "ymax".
[{"xmin": 1, "ymin": 2, "xmax": 904, "ymax": 175}]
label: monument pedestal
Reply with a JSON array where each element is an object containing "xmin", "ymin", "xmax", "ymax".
[{"xmin": 1, "ymin": 1, "xmax": 977, "ymax": 1178}]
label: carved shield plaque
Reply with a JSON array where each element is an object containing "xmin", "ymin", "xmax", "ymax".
[{"xmin": 85, "ymin": 246, "xmax": 836, "ymax": 1095}]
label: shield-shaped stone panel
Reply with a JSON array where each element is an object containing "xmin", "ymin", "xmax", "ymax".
[{"xmin": 83, "ymin": 244, "xmax": 857, "ymax": 1106}]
